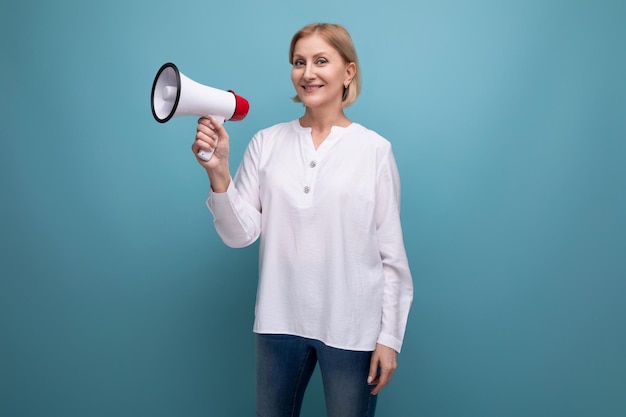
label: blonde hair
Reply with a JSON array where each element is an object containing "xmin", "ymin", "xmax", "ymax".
[{"xmin": 289, "ymin": 23, "xmax": 361, "ymax": 107}]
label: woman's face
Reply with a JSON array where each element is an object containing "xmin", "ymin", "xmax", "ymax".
[{"xmin": 291, "ymin": 34, "xmax": 355, "ymax": 110}]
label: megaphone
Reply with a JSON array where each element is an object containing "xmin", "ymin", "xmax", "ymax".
[{"xmin": 151, "ymin": 62, "xmax": 250, "ymax": 161}]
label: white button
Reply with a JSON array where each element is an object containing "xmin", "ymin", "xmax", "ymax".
[
  {"xmin": 309, "ymin": 161, "xmax": 317, "ymax": 168},
  {"xmin": 304, "ymin": 186, "xmax": 311, "ymax": 193}
]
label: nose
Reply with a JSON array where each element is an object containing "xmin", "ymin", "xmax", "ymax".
[{"xmin": 303, "ymin": 63, "xmax": 315, "ymax": 80}]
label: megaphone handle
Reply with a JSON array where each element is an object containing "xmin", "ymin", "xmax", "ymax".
[
  {"xmin": 197, "ymin": 115, "xmax": 225, "ymax": 161},
  {"xmin": 197, "ymin": 148, "xmax": 215, "ymax": 161}
]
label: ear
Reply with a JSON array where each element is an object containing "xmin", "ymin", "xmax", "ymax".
[{"xmin": 345, "ymin": 61, "xmax": 356, "ymax": 84}]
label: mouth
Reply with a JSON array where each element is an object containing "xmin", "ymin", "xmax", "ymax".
[{"xmin": 302, "ymin": 85, "xmax": 323, "ymax": 92}]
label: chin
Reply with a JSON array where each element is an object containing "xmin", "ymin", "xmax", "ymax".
[{"xmin": 300, "ymin": 96, "xmax": 327, "ymax": 108}]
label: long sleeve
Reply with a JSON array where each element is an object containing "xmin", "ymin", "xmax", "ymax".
[
  {"xmin": 374, "ymin": 146, "xmax": 414, "ymax": 352},
  {"xmin": 206, "ymin": 134, "xmax": 263, "ymax": 248}
]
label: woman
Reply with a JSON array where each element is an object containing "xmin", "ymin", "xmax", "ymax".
[{"xmin": 192, "ymin": 23, "xmax": 413, "ymax": 417}]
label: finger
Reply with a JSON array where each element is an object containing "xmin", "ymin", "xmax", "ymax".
[
  {"xmin": 197, "ymin": 121, "xmax": 217, "ymax": 137},
  {"xmin": 196, "ymin": 126, "xmax": 218, "ymax": 146},
  {"xmin": 367, "ymin": 354, "xmax": 379, "ymax": 386},
  {"xmin": 197, "ymin": 117, "xmax": 214, "ymax": 128},
  {"xmin": 208, "ymin": 117, "xmax": 231, "ymax": 138},
  {"xmin": 192, "ymin": 139, "xmax": 207, "ymax": 157},
  {"xmin": 370, "ymin": 367, "xmax": 393, "ymax": 395},
  {"xmin": 193, "ymin": 137, "xmax": 215, "ymax": 163},
  {"xmin": 196, "ymin": 134, "xmax": 216, "ymax": 149}
]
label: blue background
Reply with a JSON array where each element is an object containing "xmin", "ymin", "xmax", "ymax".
[{"xmin": 1, "ymin": 1, "xmax": 625, "ymax": 416}]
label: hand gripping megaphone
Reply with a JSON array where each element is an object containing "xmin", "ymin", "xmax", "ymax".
[{"xmin": 151, "ymin": 62, "xmax": 250, "ymax": 161}]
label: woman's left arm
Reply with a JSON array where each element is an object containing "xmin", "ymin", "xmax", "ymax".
[{"xmin": 370, "ymin": 144, "xmax": 414, "ymax": 393}]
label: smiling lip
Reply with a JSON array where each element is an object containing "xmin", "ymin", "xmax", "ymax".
[{"xmin": 303, "ymin": 85, "xmax": 322, "ymax": 92}]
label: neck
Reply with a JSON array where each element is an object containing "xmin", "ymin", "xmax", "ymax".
[
  {"xmin": 299, "ymin": 108, "xmax": 351, "ymax": 150},
  {"xmin": 299, "ymin": 107, "xmax": 351, "ymax": 131}
]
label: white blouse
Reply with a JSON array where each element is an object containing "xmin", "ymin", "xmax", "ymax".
[{"xmin": 207, "ymin": 120, "xmax": 413, "ymax": 352}]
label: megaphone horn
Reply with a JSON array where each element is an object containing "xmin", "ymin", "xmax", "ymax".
[{"xmin": 151, "ymin": 62, "xmax": 250, "ymax": 161}]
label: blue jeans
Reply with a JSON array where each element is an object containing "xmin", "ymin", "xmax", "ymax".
[{"xmin": 256, "ymin": 334, "xmax": 378, "ymax": 417}]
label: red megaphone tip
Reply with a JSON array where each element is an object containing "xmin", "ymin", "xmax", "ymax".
[{"xmin": 229, "ymin": 91, "xmax": 250, "ymax": 121}]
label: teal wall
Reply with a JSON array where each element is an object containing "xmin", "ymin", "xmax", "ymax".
[{"xmin": 1, "ymin": 1, "xmax": 624, "ymax": 416}]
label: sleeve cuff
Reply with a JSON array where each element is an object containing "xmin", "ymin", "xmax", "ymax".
[{"xmin": 377, "ymin": 332, "xmax": 403, "ymax": 353}]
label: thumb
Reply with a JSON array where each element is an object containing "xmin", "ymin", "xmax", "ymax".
[{"xmin": 368, "ymin": 353, "xmax": 379, "ymax": 384}]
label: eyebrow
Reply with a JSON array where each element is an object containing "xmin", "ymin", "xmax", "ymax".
[{"xmin": 292, "ymin": 51, "xmax": 331, "ymax": 60}]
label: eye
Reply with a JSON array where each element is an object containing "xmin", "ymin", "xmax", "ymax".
[
  {"xmin": 316, "ymin": 58, "xmax": 328, "ymax": 65},
  {"xmin": 293, "ymin": 59, "xmax": 305, "ymax": 67}
]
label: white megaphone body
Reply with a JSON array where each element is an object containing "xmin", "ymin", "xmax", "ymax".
[{"xmin": 151, "ymin": 62, "xmax": 250, "ymax": 161}]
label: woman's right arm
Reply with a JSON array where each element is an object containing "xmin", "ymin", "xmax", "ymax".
[{"xmin": 193, "ymin": 117, "xmax": 262, "ymax": 248}]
